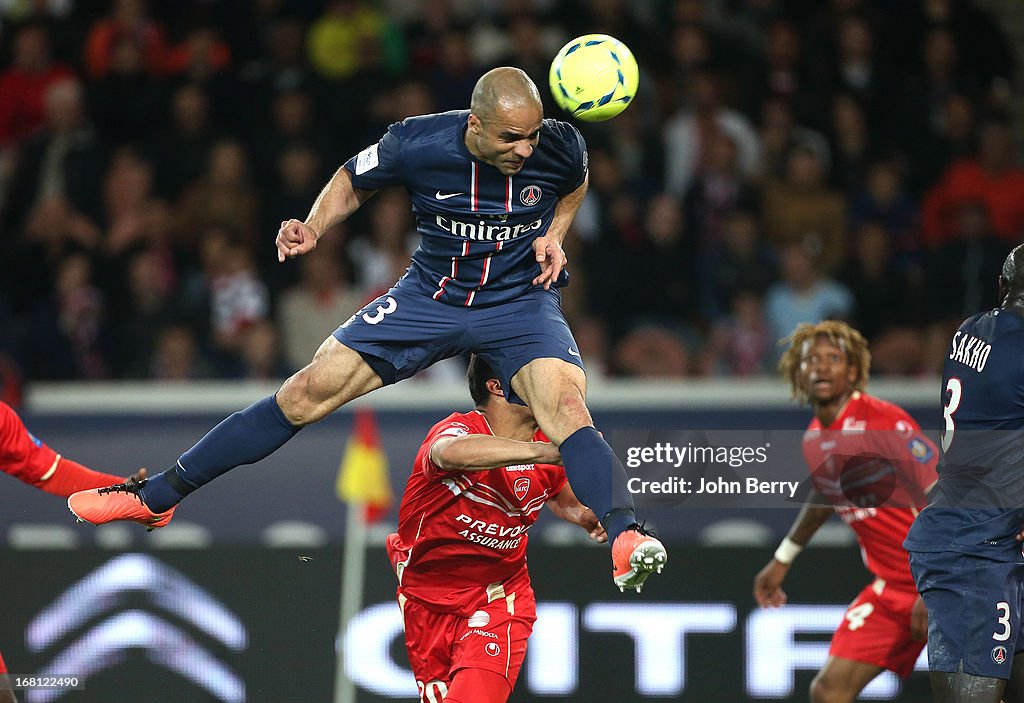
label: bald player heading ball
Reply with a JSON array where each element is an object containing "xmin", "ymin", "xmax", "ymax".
[{"xmin": 70, "ymin": 67, "xmax": 665, "ymax": 592}]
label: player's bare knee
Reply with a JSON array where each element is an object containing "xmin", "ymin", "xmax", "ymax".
[
  {"xmin": 809, "ymin": 674, "xmax": 852, "ymax": 703},
  {"xmin": 277, "ymin": 364, "xmax": 334, "ymax": 426}
]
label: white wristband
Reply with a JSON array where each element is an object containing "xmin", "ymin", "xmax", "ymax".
[{"xmin": 774, "ymin": 537, "xmax": 803, "ymax": 565}]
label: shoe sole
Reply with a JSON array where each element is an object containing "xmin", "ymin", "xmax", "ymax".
[{"xmin": 614, "ymin": 541, "xmax": 668, "ymax": 593}]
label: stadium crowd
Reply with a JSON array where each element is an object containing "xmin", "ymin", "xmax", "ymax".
[{"xmin": 0, "ymin": 0, "xmax": 1018, "ymax": 390}]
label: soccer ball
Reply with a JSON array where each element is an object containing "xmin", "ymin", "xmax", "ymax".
[{"xmin": 548, "ymin": 34, "xmax": 638, "ymax": 122}]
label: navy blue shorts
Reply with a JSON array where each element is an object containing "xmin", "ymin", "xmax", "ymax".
[
  {"xmin": 333, "ymin": 277, "xmax": 583, "ymax": 405},
  {"xmin": 909, "ymin": 549, "xmax": 1024, "ymax": 678}
]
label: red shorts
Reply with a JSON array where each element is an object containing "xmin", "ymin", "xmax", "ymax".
[
  {"xmin": 830, "ymin": 579, "xmax": 924, "ymax": 678},
  {"xmin": 399, "ymin": 581, "xmax": 537, "ymax": 703}
]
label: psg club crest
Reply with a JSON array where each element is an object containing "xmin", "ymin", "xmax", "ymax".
[
  {"xmin": 519, "ymin": 185, "xmax": 542, "ymax": 206},
  {"xmin": 992, "ymin": 645, "xmax": 1008, "ymax": 665},
  {"xmin": 514, "ymin": 477, "xmax": 531, "ymax": 501}
]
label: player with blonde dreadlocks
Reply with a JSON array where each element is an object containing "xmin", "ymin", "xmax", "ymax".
[{"xmin": 754, "ymin": 320, "xmax": 938, "ymax": 703}]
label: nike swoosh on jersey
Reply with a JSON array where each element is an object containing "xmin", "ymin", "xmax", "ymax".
[
  {"xmin": 435, "ymin": 191, "xmax": 465, "ymax": 200},
  {"xmin": 568, "ymin": 347, "xmax": 582, "ymax": 358}
]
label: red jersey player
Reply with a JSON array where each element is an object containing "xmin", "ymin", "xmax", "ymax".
[
  {"xmin": 753, "ymin": 322, "xmax": 938, "ymax": 703},
  {"xmin": 0, "ymin": 401, "xmax": 144, "ymax": 703},
  {"xmin": 386, "ymin": 355, "xmax": 606, "ymax": 703}
]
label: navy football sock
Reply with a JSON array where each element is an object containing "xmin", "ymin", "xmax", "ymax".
[
  {"xmin": 559, "ymin": 426, "xmax": 636, "ymax": 544},
  {"xmin": 140, "ymin": 395, "xmax": 301, "ymax": 512}
]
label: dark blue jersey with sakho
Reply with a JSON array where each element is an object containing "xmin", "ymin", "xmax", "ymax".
[
  {"xmin": 905, "ymin": 308, "xmax": 1024, "ymax": 560},
  {"xmin": 343, "ymin": 110, "xmax": 587, "ymax": 307}
]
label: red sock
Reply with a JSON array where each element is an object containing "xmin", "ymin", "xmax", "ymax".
[{"xmin": 444, "ymin": 668, "xmax": 510, "ymax": 703}]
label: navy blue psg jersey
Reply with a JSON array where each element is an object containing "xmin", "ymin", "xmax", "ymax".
[
  {"xmin": 905, "ymin": 308, "xmax": 1024, "ymax": 560},
  {"xmin": 343, "ymin": 110, "xmax": 587, "ymax": 307}
]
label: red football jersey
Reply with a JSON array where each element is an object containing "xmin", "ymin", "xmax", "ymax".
[
  {"xmin": 802, "ymin": 392, "xmax": 938, "ymax": 590},
  {"xmin": 1, "ymin": 401, "xmax": 58, "ymax": 484},
  {"xmin": 390, "ymin": 410, "xmax": 566, "ymax": 615}
]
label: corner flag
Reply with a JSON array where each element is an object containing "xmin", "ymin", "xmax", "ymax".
[{"xmin": 336, "ymin": 409, "xmax": 393, "ymax": 522}]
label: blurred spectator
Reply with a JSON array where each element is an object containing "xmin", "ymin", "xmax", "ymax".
[
  {"xmin": 683, "ymin": 131, "xmax": 758, "ymax": 253},
  {"xmin": 424, "ymin": 28, "xmax": 477, "ymax": 113},
  {"xmin": 306, "ymin": 0, "xmax": 404, "ymax": 82},
  {"xmin": 841, "ymin": 220, "xmax": 923, "ymax": 374},
  {"xmin": 83, "ymin": 0, "xmax": 167, "ymax": 80},
  {"xmin": 236, "ymin": 319, "xmax": 291, "ymax": 379},
  {"xmin": 196, "ymin": 228, "xmax": 270, "ymax": 369},
  {"xmin": 149, "ymin": 323, "xmax": 209, "ymax": 380},
  {"xmin": 5, "ymin": 78, "xmax": 105, "ymax": 231},
  {"xmin": 698, "ymin": 207, "xmax": 777, "ymax": 322},
  {"xmin": 250, "ymin": 87, "xmax": 336, "ymax": 193},
  {"xmin": 87, "ymin": 31, "xmax": 165, "ymax": 146},
  {"xmin": 277, "ymin": 241, "xmax": 364, "ymax": 371},
  {"xmin": 150, "ymin": 82, "xmax": 218, "ymax": 198},
  {"xmin": 663, "ymin": 69, "xmax": 760, "ymax": 197},
  {"xmin": 567, "ymin": 315, "xmax": 610, "ymax": 381},
  {"xmin": 764, "ymin": 240, "xmax": 854, "ymax": 354},
  {"xmin": 828, "ymin": 13, "xmax": 893, "ymax": 131},
  {"xmin": 848, "ymin": 157, "xmax": 919, "ymax": 254},
  {"xmin": 747, "ymin": 18, "xmax": 822, "ymax": 126},
  {"xmin": 613, "ymin": 325, "xmax": 691, "ymax": 378},
  {"xmin": 756, "ymin": 97, "xmax": 827, "ymax": 183},
  {"xmin": 350, "ymin": 189, "xmax": 415, "ymax": 294},
  {"xmin": 921, "ymin": 117, "xmax": 1024, "ymax": 248},
  {"xmin": 0, "ymin": 23, "xmax": 73, "ymax": 147},
  {"xmin": 925, "ymin": 201, "xmax": 1007, "ymax": 326},
  {"xmin": 907, "ymin": 92, "xmax": 977, "ymax": 194},
  {"xmin": 827, "ymin": 91, "xmax": 871, "ymax": 193},
  {"xmin": 100, "ymin": 146, "xmax": 156, "ymax": 256},
  {"xmin": 26, "ymin": 252, "xmax": 110, "ymax": 379},
  {"xmin": 762, "ymin": 140, "xmax": 847, "ymax": 274},
  {"xmin": 238, "ymin": 17, "xmax": 318, "ymax": 120},
  {"xmin": 887, "ymin": 0, "xmax": 1013, "ymax": 108},
  {"xmin": 625, "ymin": 192, "xmax": 693, "ymax": 326},
  {"xmin": 112, "ymin": 245, "xmax": 177, "ymax": 377},
  {"xmin": 704, "ymin": 289, "xmax": 771, "ymax": 376},
  {"xmin": 176, "ymin": 139, "xmax": 260, "ymax": 252}
]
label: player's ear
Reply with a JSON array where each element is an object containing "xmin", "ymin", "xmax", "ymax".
[
  {"xmin": 467, "ymin": 113, "xmax": 482, "ymax": 134},
  {"xmin": 486, "ymin": 378, "xmax": 502, "ymax": 397}
]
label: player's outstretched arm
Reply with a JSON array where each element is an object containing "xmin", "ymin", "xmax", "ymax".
[
  {"xmin": 547, "ymin": 483, "xmax": 607, "ymax": 543},
  {"xmin": 532, "ymin": 173, "xmax": 587, "ymax": 289},
  {"xmin": 753, "ymin": 490, "xmax": 832, "ymax": 608},
  {"xmin": 429, "ymin": 435, "xmax": 561, "ymax": 473},
  {"xmin": 276, "ymin": 167, "xmax": 375, "ymax": 262}
]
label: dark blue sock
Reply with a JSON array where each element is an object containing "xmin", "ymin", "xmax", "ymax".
[
  {"xmin": 559, "ymin": 426, "xmax": 637, "ymax": 544},
  {"xmin": 140, "ymin": 395, "xmax": 301, "ymax": 512}
]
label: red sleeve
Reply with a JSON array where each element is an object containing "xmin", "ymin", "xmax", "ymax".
[
  {"xmin": 0, "ymin": 402, "xmax": 123, "ymax": 494},
  {"xmin": 416, "ymin": 418, "xmax": 475, "ymax": 480},
  {"xmin": 37, "ymin": 458, "xmax": 124, "ymax": 497},
  {"xmin": 874, "ymin": 405, "xmax": 939, "ymax": 502},
  {"xmin": 0, "ymin": 648, "xmax": 7, "ymax": 674},
  {"xmin": 0, "ymin": 401, "xmax": 59, "ymax": 483}
]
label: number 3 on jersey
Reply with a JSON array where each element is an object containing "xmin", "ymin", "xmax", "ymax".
[
  {"xmin": 941, "ymin": 377, "xmax": 962, "ymax": 453},
  {"xmin": 362, "ymin": 296, "xmax": 398, "ymax": 325}
]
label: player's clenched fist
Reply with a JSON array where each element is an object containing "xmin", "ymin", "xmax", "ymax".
[{"xmin": 276, "ymin": 219, "xmax": 318, "ymax": 262}]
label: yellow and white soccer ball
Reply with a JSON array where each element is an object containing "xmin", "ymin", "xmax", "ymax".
[{"xmin": 548, "ymin": 33, "xmax": 639, "ymax": 122}]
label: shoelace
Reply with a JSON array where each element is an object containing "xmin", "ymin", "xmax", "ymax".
[{"xmin": 97, "ymin": 477, "xmax": 147, "ymax": 503}]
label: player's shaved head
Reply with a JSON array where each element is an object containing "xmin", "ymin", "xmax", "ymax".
[
  {"xmin": 999, "ymin": 244, "xmax": 1024, "ymax": 310},
  {"xmin": 470, "ymin": 67, "xmax": 542, "ymax": 121}
]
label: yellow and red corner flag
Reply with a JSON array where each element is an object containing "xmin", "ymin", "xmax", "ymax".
[{"xmin": 336, "ymin": 408, "xmax": 393, "ymax": 523}]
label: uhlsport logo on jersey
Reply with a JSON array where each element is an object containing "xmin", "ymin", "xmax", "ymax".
[
  {"xmin": 485, "ymin": 642, "xmax": 501, "ymax": 657},
  {"xmin": 993, "ymin": 645, "xmax": 1008, "ymax": 665},
  {"xmin": 514, "ymin": 477, "xmax": 531, "ymax": 501},
  {"xmin": 519, "ymin": 185, "xmax": 542, "ymax": 206}
]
